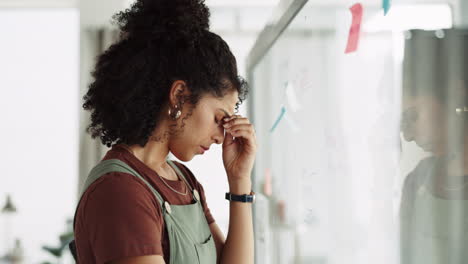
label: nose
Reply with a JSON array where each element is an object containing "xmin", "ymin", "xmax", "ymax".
[
  {"xmin": 402, "ymin": 130, "xmax": 415, "ymax": 142},
  {"xmin": 212, "ymin": 125, "xmax": 225, "ymax": 144},
  {"xmin": 401, "ymin": 121, "xmax": 415, "ymax": 142}
]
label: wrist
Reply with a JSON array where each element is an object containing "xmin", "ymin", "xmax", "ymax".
[
  {"xmin": 225, "ymin": 191, "xmax": 255, "ymax": 203},
  {"xmin": 228, "ymin": 178, "xmax": 252, "ymax": 195}
]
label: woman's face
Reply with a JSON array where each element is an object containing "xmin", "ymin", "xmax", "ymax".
[
  {"xmin": 169, "ymin": 90, "xmax": 239, "ymax": 161},
  {"xmin": 401, "ymin": 94, "xmax": 447, "ymax": 155}
]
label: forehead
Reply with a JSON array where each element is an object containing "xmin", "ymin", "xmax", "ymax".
[{"xmin": 204, "ymin": 91, "xmax": 238, "ymax": 115}]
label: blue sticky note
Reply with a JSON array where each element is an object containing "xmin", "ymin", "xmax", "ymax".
[
  {"xmin": 383, "ymin": 0, "xmax": 391, "ymax": 15},
  {"xmin": 270, "ymin": 106, "xmax": 286, "ymax": 133}
]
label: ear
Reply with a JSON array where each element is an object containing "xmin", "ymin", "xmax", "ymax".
[{"xmin": 169, "ymin": 80, "xmax": 189, "ymax": 106}]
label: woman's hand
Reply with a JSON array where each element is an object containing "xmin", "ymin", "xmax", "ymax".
[{"xmin": 222, "ymin": 115, "xmax": 257, "ymax": 192}]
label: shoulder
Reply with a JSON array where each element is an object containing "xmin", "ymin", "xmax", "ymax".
[
  {"xmin": 84, "ymin": 171, "xmax": 156, "ymax": 202},
  {"xmin": 76, "ymin": 171, "xmax": 162, "ymax": 227}
]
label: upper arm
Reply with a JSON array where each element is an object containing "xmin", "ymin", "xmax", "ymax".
[
  {"xmin": 106, "ymin": 255, "xmax": 165, "ymax": 264},
  {"xmin": 210, "ymin": 222, "xmax": 226, "ymax": 263},
  {"xmin": 78, "ymin": 173, "xmax": 165, "ymax": 264}
]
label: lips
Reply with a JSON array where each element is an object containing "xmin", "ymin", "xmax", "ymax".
[{"xmin": 201, "ymin": 146, "xmax": 209, "ymax": 151}]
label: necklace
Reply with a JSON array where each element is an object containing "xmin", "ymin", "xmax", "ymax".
[{"xmin": 118, "ymin": 144, "xmax": 189, "ymax": 196}]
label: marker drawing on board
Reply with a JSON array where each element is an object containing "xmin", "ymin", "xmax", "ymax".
[{"xmin": 270, "ymin": 106, "xmax": 286, "ymax": 133}]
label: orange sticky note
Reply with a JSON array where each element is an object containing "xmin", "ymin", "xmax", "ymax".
[{"xmin": 345, "ymin": 3, "xmax": 363, "ymax": 54}]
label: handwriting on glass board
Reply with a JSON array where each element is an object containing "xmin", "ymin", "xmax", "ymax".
[{"xmin": 270, "ymin": 106, "xmax": 286, "ymax": 133}]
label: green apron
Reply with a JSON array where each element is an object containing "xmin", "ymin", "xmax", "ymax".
[
  {"xmin": 76, "ymin": 158, "xmax": 217, "ymax": 264},
  {"xmin": 405, "ymin": 186, "xmax": 468, "ymax": 264}
]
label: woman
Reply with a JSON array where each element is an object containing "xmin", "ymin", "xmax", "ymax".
[
  {"xmin": 72, "ymin": 0, "xmax": 257, "ymax": 263},
  {"xmin": 400, "ymin": 29, "xmax": 468, "ymax": 264}
]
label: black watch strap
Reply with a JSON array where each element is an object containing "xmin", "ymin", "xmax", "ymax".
[{"xmin": 225, "ymin": 191, "xmax": 255, "ymax": 203}]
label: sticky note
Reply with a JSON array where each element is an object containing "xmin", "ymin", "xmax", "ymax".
[
  {"xmin": 345, "ymin": 3, "xmax": 363, "ymax": 54},
  {"xmin": 270, "ymin": 106, "xmax": 286, "ymax": 133},
  {"xmin": 383, "ymin": 0, "xmax": 391, "ymax": 15}
]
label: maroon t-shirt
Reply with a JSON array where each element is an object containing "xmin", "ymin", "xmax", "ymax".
[{"xmin": 74, "ymin": 145, "xmax": 215, "ymax": 264}]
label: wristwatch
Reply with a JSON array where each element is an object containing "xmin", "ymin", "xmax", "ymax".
[{"xmin": 225, "ymin": 191, "xmax": 256, "ymax": 203}]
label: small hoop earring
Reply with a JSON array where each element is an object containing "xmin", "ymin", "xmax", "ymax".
[
  {"xmin": 168, "ymin": 105, "xmax": 182, "ymax": 120},
  {"xmin": 174, "ymin": 110, "xmax": 181, "ymax": 119}
]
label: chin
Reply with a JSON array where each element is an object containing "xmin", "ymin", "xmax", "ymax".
[
  {"xmin": 183, "ymin": 156, "xmax": 195, "ymax": 162},
  {"xmin": 172, "ymin": 153, "xmax": 194, "ymax": 162}
]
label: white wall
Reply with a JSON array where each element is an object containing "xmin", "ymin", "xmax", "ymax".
[{"xmin": 0, "ymin": 9, "xmax": 79, "ymax": 263}]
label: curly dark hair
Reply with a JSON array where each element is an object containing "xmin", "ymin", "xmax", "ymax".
[
  {"xmin": 82, "ymin": 0, "xmax": 249, "ymax": 148},
  {"xmin": 403, "ymin": 29, "xmax": 467, "ymax": 108}
]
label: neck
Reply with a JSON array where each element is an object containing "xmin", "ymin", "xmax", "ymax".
[
  {"xmin": 128, "ymin": 141, "xmax": 169, "ymax": 170},
  {"xmin": 123, "ymin": 120, "xmax": 173, "ymax": 173}
]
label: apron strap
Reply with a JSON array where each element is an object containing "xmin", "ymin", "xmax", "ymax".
[{"xmin": 80, "ymin": 159, "xmax": 165, "ymax": 207}]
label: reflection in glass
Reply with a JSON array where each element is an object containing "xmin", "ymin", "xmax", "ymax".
[{"xmin": 400, "ymin": 29, "xmax": 468, "ymax": 264}]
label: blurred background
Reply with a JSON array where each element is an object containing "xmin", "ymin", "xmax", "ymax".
[{"xmin": 1, "ymin": 0, "xmax": 468, "ymax": 263}]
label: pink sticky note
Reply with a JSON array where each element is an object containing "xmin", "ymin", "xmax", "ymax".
[{"xmin": 345, "ymin": 3, "xmax": 363, "ymax": 54}]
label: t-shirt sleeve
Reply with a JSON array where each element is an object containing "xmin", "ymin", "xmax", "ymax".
[
  {"xmin": 176, "ymin": 162, "xmax": 216, "ymax": 225},
  {"xmin": 79, "ymin": 173, "xmax": 164, "ymax": 264}
]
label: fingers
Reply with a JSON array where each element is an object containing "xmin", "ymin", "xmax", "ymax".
[
  {"xmin": 225, "ymin": 124, "xmax": 255, "ymax": 136},
  {"xmin": 223, "ymin": 115, "xmax": 250, "ymax": 128},
  {"xmin": 222, "ymin": 115, "xmax": 258, "ymax": 153},
  {"xmin": 222, "ymin": 115, "xmax": 256, "ymax": 137},
  {"xmin": 225, "ymin": 125, "xmax": 257, "ymax": 150},
  {"xmin": 229, "ymin": 129, "xmax": 251, "ymax": 139},
  {"xmin": 223, "ymin": 128, "xmax": 235, "ymax": 146}
]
